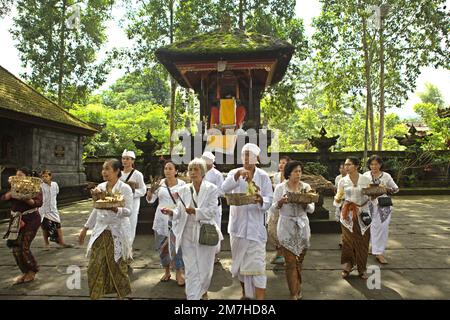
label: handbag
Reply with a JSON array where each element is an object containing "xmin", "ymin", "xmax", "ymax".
[
  {"xmin": 190, "ymin": 186, "xmax": 219, "ymax": 246},
  {"xmin": 378, "ymin": 196, "xmax": 393, "ymax": 207},
  {"xmin": 199, "ymin": 223, "xmax": 219, "ymax": 246},
  {"xmin": 360, "ymin": 211, "xmax": 372, "ymax": 226}
]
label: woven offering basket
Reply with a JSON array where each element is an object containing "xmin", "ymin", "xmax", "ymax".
[
  {"xmin": 225, "ymin": 193, "xmax": 257, "ymax": 206},
  {"xmin": 362, "ymin": 184, "xmax": 387, "ymax": 197},
  {"xmin": 286, "ymin": 191, "xmax": 320, "ymax": 204},
  {"xmin": 93, "ymin": 197, "xmax": 125, "ymax": 209},
  {"xmin": 9, "ymin": 176, "xmax": 42, "ymax": 200}
]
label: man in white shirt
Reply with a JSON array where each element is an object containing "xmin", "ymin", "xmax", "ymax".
[
  {"xmin": 120, "ymin": 150, "xmax": 147, "ymax": 247},
  {"xmin": 222, "ymin": 143, "xmax": 273, "ymax": 300}
]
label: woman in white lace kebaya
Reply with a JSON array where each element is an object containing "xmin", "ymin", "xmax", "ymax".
[
  {"xmin": 334, "ymin": 157, "xmax": 372, "ymax": 279},
  {"xmin": 363, "ymin": 155, "xmax": 399, "ymax": 264},
  {"xmin": 271, "ymin": 161, "xmax": 314, "ymax": 300},
  {"xmin": 78, "ymin": 159, "xmax": 133, "ymax": 300}
]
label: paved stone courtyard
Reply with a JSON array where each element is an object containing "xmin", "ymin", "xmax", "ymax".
[{"xmin": 0, "ymin": 195, "xmax": 449, "ymax": 300}]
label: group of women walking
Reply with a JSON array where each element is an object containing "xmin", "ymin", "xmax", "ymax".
[{"xmin": 1, "ymin": 144, "xmax": 398, "ymax": 300}]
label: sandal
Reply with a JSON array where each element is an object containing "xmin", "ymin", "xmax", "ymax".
[
  {"xmin": 341, "ymin": 269, "xmax": 351, "ymax": 278},
  {"xmin": 376, "ymin": 255, "xmax": 388, "ymax": 264},
  {"xmin": 359, "ymin": 272, "xmax": 369, "ymax": 280},
  {"xmin": 160, "ymin": 273, "xmax": 171, "ymax": 282}
]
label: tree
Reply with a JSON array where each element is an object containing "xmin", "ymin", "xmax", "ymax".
[
  {"xmin": 70, "ymin": 101, "xmax": 170, "ymax": 156},
  {"xmin": 312, "ymin": 0, "xmax": 450, "ymax": 155},
  {"xmin": 0, "ymin": 0, "xmax": 13, "ymax": 17},
  {"xmin": 417, "ymin": 82, "xmax": 446, "ymax": 108},
  {"xmin": 11, "ymin": 0, "xmax": 114, "ymax": 107},
  {"xmin": 414, "ymin": 84, "xmax": 449, "ymax": 150},
  {"xmin": 101, "ymin": 66, "xmax": 170, "ymax": 108}
]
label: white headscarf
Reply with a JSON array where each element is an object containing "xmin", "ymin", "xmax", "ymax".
[{"xmin": 122, "ymin": 149, "xmax": 136, "ymax": 159}]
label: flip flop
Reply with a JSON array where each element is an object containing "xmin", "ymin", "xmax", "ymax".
[
  {"xmin": 376, "ymin": 255, "xmax": 388, "ymax": 264},
  {"xmin": 341, "ymin": 269, "xmax": 351, "ymax": 278},
  {"xmin": 359, "ymin": 272, "xmax": 369, "ymax": 280}
]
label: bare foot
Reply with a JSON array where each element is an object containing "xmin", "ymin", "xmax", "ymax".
[
  {"xmin": 13, "ymin": 274, "xmax": 25, "ymax": 285},
  {"xmin": 176, "ymin": 269, "xmax": 185, "ymax": 286},
  {"xmin": 201, "ymin": 292, "xmax": 209, "ymax": 300},
  {"xmin": 22, "ymin": 272, "xmax": 36, "ymax": 283},
  {"xmin": 160, "ymin": 273, "xmax": 171, "ymax": 282}
]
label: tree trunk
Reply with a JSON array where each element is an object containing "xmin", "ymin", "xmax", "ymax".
[
  {"xmin": 362, "ymin": 16, "xmax": 375, "ymax": 153},
  {"xmin": 169, "ymin": 0, "xmax": 176, "ymax": 152},
  {"xmin": 378, "ymin": 15, "xmax": 386, "ymax": 151},
  {"xmin": 239, "ymin": 0, "xmax": 244, "ymax": 30},
  {"xmin": 58, "ymin": 0, "xmax": 67, "ymax": 107}
]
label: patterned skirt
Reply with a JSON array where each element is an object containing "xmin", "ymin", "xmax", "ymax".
[
  {"xmin": 341, "ymin": 221, "xmax": 370, "ymax": 274},
  {"xmin": 41, "ymin": 217, "xmax": 61, "ymax": 243},
  {"xmin": 87, "ymin": 230, "xmax": 131, "ymax": 300}
]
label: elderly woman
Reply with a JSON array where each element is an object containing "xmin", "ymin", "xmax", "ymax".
[
  {"xmin": 1, "ymin": 167, "xmax": 43, "ymax": 284},
  {"xmin": 272, "ymin": 161, "xmax": 314, "ymax": 300},
  {"xmin": 79, "ymin": 159, "xmax": 133, "ymax": 299},
  {"xmin": 334, "ymin": 157, "xmax": 372, "ymax": 279},
  {"xmin": 162, "ymin": 158, "xmax": 222, "ymax": 300},
  {"xmin": 363, "ymin": 155, "xmax": 399, "ymax": 264},
  {"xmin": 146, "ymin": 160, "xmax": 185, "ymax": 285}
]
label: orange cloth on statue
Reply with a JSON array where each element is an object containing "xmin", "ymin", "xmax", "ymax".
[
  {"xmin": 236, "ymin": 105, "xmax": 246, "ymax": 128},
  {"xmin": 210, "ymin": 106, "xmax": 219, "ymax": 126}
]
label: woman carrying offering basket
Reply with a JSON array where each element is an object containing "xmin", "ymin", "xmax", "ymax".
[
  {"xmin": 78, "ymin": 159, "xmax": 133, "ymax": 300},
  {"xmin": 271, "ymin": 161, "xmax": 316, "ymax": 300},
  {"xmin": 363, "ymin": 155, "xmax": 399, "ymax": 264},
  {"xmin": 1, "ymin": 167, "xmax": 43, "ymax": 284},
  {"xmin": 334, "ymin": 157, "xmax": 372, "ymax": 279},
  {"xmin": 161, "ymin": 158, "xmax": 222, "ymax": 300}
]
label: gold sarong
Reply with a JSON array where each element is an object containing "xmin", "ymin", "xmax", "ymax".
[{"xmin": 87, "ymin": 230, "xmax": 131, "ymax": 300}]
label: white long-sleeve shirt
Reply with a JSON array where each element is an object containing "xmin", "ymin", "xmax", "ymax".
[
  {"xmin": 40, "ymin": 181, "xmax": 60, "ymax": 223},
  {"xmin": 172, "ymin": 180, "xmax": 223, "ymax": 253},
  {"xmin": 222, "ymin": 167, "xmax": 273, "ymax": 243},
  {"xmin": 120, "ymin": 169, "xmax": 146, "ymax": 199},
  {"xmin": 84, "ymin": 180, "xmax": 133, "ymax": 262},
  {"xmin": 147, "ymin": 178, "xmax": 186, "ymax": 237}
]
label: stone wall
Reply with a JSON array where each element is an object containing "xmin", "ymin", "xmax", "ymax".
[{"xmin": 1, "ymin": 120, "xmax": 88, "ymax": 190}]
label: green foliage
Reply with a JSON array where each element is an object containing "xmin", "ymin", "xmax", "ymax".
[
  {"xmin": 268, "ymin": 101, "xmax": 408, "ymax": 152},
  {"xmin": 417, "ymin": 82, "xmax": 446, "ymax": 108},
  {"xmin": 101, "ymin": 66, "xmax": 170, "ymax": 107},
  {"xmin": 11, "ymin": 0, "xmax": 113, "ymax": 107},
  {"xmin": 304, "ymin": 162, "xmax": 328, "ymax": 176},
  {"xmin": 70, "ymin": 102, "xmax": 170, "ymax": 156},
  {"xmin": 413, "ymin": 102, "xmax": 450, "ymax": 150}
]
